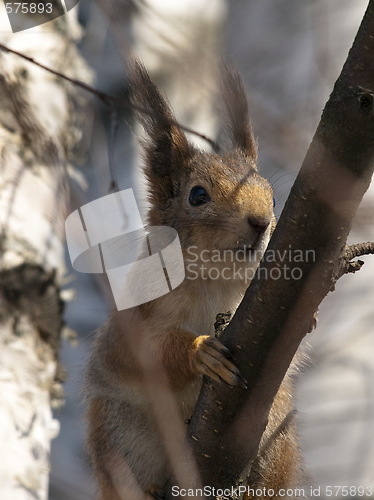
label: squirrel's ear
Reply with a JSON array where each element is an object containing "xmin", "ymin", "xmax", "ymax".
[
  {"xmin": 220, "ymin": 62, "xmax": 257, "ymax": 162},
  {"xmin": 130, "ymin": 60, "xmax": 192, "ymax": 198}
]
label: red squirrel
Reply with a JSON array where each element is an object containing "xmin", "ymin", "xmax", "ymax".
[{"xmin": 85, "ymin": 61, "xmax": 301, "ymax": 499}]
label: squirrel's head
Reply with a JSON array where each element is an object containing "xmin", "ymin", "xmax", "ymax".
[{"xmin": 130, "ymin": 61, "xmax": 275, "ymax": 268}]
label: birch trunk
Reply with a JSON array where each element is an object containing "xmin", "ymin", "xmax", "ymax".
[{"xmin": 0, "ymin": 7, "xmax": 91, "ymax": 500}]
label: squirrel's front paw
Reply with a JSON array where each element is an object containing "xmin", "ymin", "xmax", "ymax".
[{"xmin": 189, "ymin": 335, "xmax": 247, "ymax": 388}]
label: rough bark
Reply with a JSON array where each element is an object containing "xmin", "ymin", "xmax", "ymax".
[
  {"xmin": 188, "ymin": 0, "xmax": 374, "ymax": 493},
  {"xmin": 0, "ymin": 10, "xmax": 91, "ymax": 500}
]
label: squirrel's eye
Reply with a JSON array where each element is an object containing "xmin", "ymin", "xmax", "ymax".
[
  {"xmin": 189, "ymin": 186, "xmax": 211, "ymax": 207},
  {"xmin": 273, "ymin": 197, "xmax": 276, "ymax": 207}
]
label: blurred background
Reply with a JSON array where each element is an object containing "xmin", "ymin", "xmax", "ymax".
[{"xmin": 48, "ymin": 0, "xmax": 374, "ymax": 498}]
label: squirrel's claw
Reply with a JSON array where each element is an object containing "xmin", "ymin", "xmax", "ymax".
[
  {"xmin": 235, "ymin": 372, "xmax": 248, "ymax": 390},
  {"xmin": 189, "ymin": 335, "xmax": 247, "ymax": 389}
]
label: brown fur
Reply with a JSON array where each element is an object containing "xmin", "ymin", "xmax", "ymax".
[
  {"xmin": 245, "ymin": 379, "xmax": 302, "ymax": 499},
  {"xmin": 85, "ymin": 61, "xmax": 301, "ymax": 499}
]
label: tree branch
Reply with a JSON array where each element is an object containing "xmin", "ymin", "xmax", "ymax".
[
  {"xmin": 188, "ymin": 0, "xmax": 374, "ymax": 494},
  {"xmin": 335, "ymin": 242, "xmax": 374, "ymax": 280}
]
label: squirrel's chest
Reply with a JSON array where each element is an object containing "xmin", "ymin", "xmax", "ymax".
[{"xmin": 180, "ymin": 280, "xmax": 246, "ymax": 336}]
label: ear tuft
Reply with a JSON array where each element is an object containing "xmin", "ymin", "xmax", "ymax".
[
  {"xmin": 129, "ymin": 60, "xmax": 192, "ymax": 185},
  {"xmin": 219, "ymin": 62, "xmax": 257, "ymax": 160}
]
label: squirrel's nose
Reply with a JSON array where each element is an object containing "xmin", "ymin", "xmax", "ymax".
[{"xmin": 248, "ymin": 216, "xmax": 270, "ymax": 234}]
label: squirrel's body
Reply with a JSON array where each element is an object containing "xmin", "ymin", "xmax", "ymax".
[
  {"xmin": 86, "ymin": 274, "xmax": 245, "ymax": 494},
  {"xmin": 86, "ymin": 62, "xmax": 302, "ymax": 500}
]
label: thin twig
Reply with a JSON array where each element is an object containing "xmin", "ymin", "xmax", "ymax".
[
  {"xmin": 345, "ymin": 241, "xmax": 374, "ymax": 261},
  {"xmin": 334, "ymin": 242, "xmax": 374, "ymax": 280},
  {"xmin": 0, "ymin": 43, "xmax": 111, "ymax": 104},
  {"xmin": 0, "ymin": 42, "xmax": 218, "ymax": 149}
]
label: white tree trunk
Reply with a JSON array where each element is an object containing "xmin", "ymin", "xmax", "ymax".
[{"xmin": 0, "ymin": 6, "xmax": 91, "ymax": 499}]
